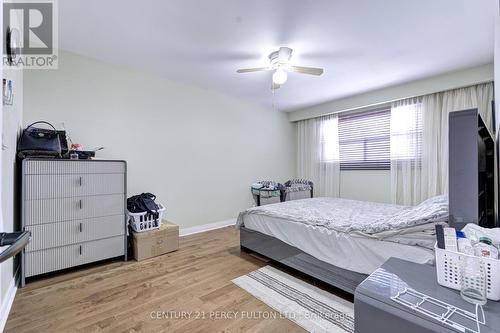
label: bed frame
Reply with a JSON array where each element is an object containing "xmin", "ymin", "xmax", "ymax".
[{"xmin": 240, "ymin": 226, "xmax": 368, "ymax": 294}]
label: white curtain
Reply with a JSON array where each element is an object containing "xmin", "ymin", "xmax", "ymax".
[
  {"xmin": 390, "ymin": 97, "xmax": 424, "ymax": 205},
  {"xmin": 432, "ymin": 83, "xmax": 494, "ymax": 194},
  {"xmin": 297, "ymin": 114, "xmax": 340, "ymax": 197},
  {"xmin": 391, "ymin": 82, "xmax": 494, "ymax": 205}
]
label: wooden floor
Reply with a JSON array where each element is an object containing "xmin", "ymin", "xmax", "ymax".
[{"xmin": 5, "ymin": 227, "xmax": 325, "ymax": 333}]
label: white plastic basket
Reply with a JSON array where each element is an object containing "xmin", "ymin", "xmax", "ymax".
[
  {"xmin": 127, "ymin": 203, "xmax": 166, "ymax": 233},
  {"xmin": 435, "ymin": 243, "xmax": 500, "ymax": 301}
]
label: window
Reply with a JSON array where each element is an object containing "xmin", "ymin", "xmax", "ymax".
[{"xmin": 338, "ymin": 108, "xmax": 391, "ymax": 170}]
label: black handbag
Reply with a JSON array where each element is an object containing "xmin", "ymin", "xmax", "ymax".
[{"xmin": 17, "ymin": 121, "xmax": 62, "ymax": 158}]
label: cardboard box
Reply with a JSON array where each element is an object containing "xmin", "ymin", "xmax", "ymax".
[{"xmin": 132, "ymin": 221, "xmax": 179, "ymax": 261}]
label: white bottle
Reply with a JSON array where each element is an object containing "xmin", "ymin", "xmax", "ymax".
[{"xmin": 474, "ymin": 237, "xmax": 499, "ymax": 259}]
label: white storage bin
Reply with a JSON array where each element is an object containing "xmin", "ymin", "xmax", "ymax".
[
  {"xmin": 127, "ymin": 203, "xmax": 166, "ymax": 233},
  {"xmin": 435, "ymin": 243, "xmax": 500, "ymax": 301}
]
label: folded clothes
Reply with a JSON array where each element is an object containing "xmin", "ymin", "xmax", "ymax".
[
  {"xmin": 251, "ymin": 181, "xmax": 283, "ymax": 198},
  {"xmin": 251, "ymin": 183, "xmax": 263, "ymax": 190}
]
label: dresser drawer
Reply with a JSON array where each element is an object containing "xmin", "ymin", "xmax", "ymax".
[
  {"xmin": 24, "ymin": 194, "xmax": 125, "ymax": 225},
  {"xmin": 25, "ymin": 236, "xmax": 124, "ymax": 277},
  {"xmin": 24, "ymin": 174, "xmax": 125, "ymax": 200},
  {"xmin": 23, "ymin": 160, "xmax": 126, "ymax": 175},
  {"xmin": 25, "ymin": 215, "xmax": 125, "ymax": 252}
]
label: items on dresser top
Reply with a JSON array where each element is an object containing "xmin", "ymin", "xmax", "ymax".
[
  {"xmin": 17, "ymin": 121, "xmax": 62, "ymax": 159},
  {"xmin": 131, "ymin": 221, "xmax": 178, "ymax": 261},
  {"xmin": 20, "ymin": 159, "xmax": 127, "ymax": 287},
  {"xmin": 69, "ymin": 144, "xmax": 104, "ymax": 160},
  {"xmin": 69, "ymin": 150, "xmax": 95, "ymax": 160},
  {"xmin": 58, "ymin": 130, "xmax": 69, "ymax": 156},
  {"xmin": 18, "ymin": 121, "xmax": 105, "ymax": 160}
]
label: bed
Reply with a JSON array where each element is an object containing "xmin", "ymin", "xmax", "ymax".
[{"xmin": 237, "ymin": 195, "xmax": 449, "ymax": 294}]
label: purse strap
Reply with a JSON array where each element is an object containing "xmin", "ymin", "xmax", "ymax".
[{"xmin": 25, "ymin": 121, "xmax": 57, "ymax": 134}]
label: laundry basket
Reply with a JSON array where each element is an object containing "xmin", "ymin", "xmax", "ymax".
[
  {"xmin": 127, "ymin": 203, "xmax": 166, "ymax": 232},
  {"xmin": 435, "ymin": 243, "xmax": 500, "ymax": 301}
]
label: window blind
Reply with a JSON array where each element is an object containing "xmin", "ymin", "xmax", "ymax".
[{"xmin": 338, "ymin": 108, "xmax": 391, "ymax": 170}]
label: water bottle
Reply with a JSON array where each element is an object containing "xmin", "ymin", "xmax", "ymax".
[{"xmin": 460, "ymin": 256, "xmax": 487, "ymax": 305}]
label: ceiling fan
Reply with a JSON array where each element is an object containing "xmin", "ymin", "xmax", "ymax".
[{"xmin": 236, "ymin": 47, "xmax": 324, "ymax": 90}]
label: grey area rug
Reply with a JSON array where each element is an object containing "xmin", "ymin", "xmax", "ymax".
[{"xmin": 232, "ymin": 266, "xmax": 354, "ymax": 333}]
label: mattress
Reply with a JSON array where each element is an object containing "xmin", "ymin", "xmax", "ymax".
[
  {"xmin": 237, "ymin": 196, "xmax": 448, "ymax": 235},
  {"xmin": 242, "ymin": 213, "xmax": 436, "ymax": 275}
]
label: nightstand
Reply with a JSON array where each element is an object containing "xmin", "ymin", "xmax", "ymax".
[{"xmin": 354, "ymin": 258, "xmax": 500, "ymax": 333}]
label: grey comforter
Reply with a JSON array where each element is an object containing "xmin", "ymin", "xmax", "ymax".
[{"xmin": 237, "ymin": 195, "xmax": 448, "ymax": 241}]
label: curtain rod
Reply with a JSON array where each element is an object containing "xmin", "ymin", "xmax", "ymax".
[{"xmin": 295, "ymin": 80, "xmax": 494, "ymax": 122}]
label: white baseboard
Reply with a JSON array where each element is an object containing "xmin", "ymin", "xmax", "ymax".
[
  {"xmin": 180, "ymin": 218, "xmax": 236, "ymax": 237},
  {"xmin": 0, "ymin": 273, "xmax": 17, "ymax": 333}
]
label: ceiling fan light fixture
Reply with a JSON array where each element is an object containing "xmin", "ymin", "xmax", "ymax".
[
  {"xmin": 236, "ymin": 47, "xmax": 323, "ymax": 90},
  {"xmin": 272, "ymin": 68, "xmax": 287, "ymax": 85}
]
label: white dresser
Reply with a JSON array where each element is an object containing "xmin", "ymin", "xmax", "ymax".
[{"xmin": 21, "ymin": 159, "xmax": 127, "ymax": 286}]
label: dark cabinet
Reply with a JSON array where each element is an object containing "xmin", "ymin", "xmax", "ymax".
[{"xmin": 449, "ymin": 108, "xmax": 495, "ymax": 229}]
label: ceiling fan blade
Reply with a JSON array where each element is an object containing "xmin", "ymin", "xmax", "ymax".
[
  {"xmin": 289, "ymin": 66, "xmax": 324, "ymax": 76},
  {"xmin": 271, "ymin": 82, "xmax": 281, "ymax": 90},
  {"xmin": 236, "ymin": 67, "xmax": 271, "ymax": 73}
]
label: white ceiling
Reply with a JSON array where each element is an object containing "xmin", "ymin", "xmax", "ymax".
[{"xmin": 59, "ymin": 0, "xmax": 495, "ymax": 112}]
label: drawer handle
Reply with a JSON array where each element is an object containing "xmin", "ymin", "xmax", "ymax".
[
  {"xmin": 79, "ymin": 245, "xmax": 82, "ymax": 255},
  {"xmin": 79, "ymin": 200, "xmax": 83, "ymax": 209},
  {"xmin": 79, "ymin": 223, "xmax": 83, "ymax": 233},
  {"xmin": 79, "ymin": 176, "xmax": 83, "ymax": 186}
]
